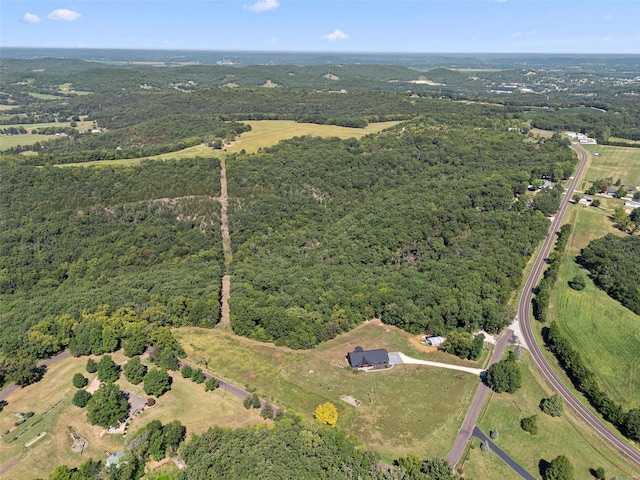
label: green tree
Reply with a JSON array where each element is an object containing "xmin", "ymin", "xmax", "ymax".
[
  {"xmin": 143, "ymin": 368, "xmax": 172, "ymax": 397},
  {"xmin": 622, "ymin": 408, "xmax": 640, "ymax": 442},
  {"xmin": 591, "ymin": 198, "xmax": 601, "ymax": 207},
  {"xmin": 544, "ymin": 455, "xmax": 574, "ymax": 480},
  {"xmin": 204, "ymin": 377, "xmax": 219, "ymax": 391},
  {"xmin": 191, "ymin": 368, "xmax": 206, "ymax": 384},
  {"xmin": 72, "ymin": 389, "xmax": 92, "ymax": 408},
  {"xmin": 97, "ymin": 355, "xmax": 120, "ymax": 383},
  {"xmin": 86, "ymin": 358, "xmax": 98, "ymax": 373},
  {"xmin": 594, "ymin": 467, "xmax": 606, "ymax": 480},
  {"xmin": 180, "ymin": 364, "xmax": 193, "ymax": 379},
  {"xmin": 72, "ymin": 373, "xmax": 89, "ymax": 389},
  {"xmin": 86, "ymin": 383, "xmax": 128, "ymax": 428},
  {"xmin": 486, "ymin": 351, "xmax": 522, "ymax": 394},
  {"xmin": 123, "ymin": 356, "xmax": 147, "ymax": 385},
  {"xmin": 567, "ymin": 275, "xmax": 586, "ymax": 291},
  {"xmin": 540, "ymin": 393, "xmax": 564, "ymax": 417},
  {"xmin": 163, "ymin": 420, "xmax": 186, "ymax": 453},
  {"xmin": 520, "ymin": 414, "xmax": 539, "ymax": 435},
  {"xmin": 261, "ymin": 403, "xmax": 275, "ymax": 420}
]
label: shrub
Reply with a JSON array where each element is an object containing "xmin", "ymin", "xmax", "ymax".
[
  {"xmin": 86, "ymin": 358, "xmax": 98, "ymax": 374},
  {"xmin": 314, "ymin": 402, "xmax": 338, "ymax": 426},
  {"xmin": 180, "ymin": 364, "xmax": 193, "ymax": 379},
  {"xmin": 568, "ymin": 275, "xmax": 586, "ymax": 291},
  {"xmin": 72, "ymin": 373, "xmax": 88, "ymax": 389},
  {"xmin": 594, "ymin": 467, "xmax": 606, "ymax": 480},
  {"xmin": 204, "ymin": 377, "xmax": 219, "ymax": 391},
  {"xmin": 540, "ymin": 393, "xmax": 564, "ymax": 417},
  {"xmin": 261, "ymin": 403, "xmax": 275, "ymax": 420},
  {"xmin": 490, "ymin": 429, "xmax": 499, "ymax": 439},
  {"xmin": 72, "ymin": 389, "xmax": 92, "ymax": 408},
  {"xmin": 480, "ymin": 441, "xmax": 490, "ymax": 452},
  {"xmin": 191, "ymin": 369, "xmax": 206, "ymax": 384},
  {"xmin": 520, "ymin": 414, "xmax": 538, "ymax": 435},
  {"xmin": 544, "ymin": 455, "xmax": 574, "ymax": 480}
]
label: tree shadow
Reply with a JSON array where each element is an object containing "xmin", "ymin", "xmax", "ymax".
[{"xmin": 538, "ymin": 458, "xmax": 551, "ymax": 479}]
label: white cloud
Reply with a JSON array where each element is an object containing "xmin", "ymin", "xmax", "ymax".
[
  {"xmin": 48, "ymin": 9, "xmax": 81, "ymax": 21},
  {"xmin": 22, "ymin": 13, "xmax": 41, "ymax": 23},
  {"xmin": 323, "ymin": 29, "xmax": 348, "ymax": 42},
  {"xmin": 512, "ymin": 30, "xmax": 539, "ymax": 38},
  {"xmin": 245, "ymin": 0, "xmax": 279, "ymax": 12}
]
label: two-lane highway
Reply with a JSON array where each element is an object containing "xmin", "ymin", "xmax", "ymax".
[{"xmin": 519, "ymin": 143, "xmax": 640, "ymax": 467}]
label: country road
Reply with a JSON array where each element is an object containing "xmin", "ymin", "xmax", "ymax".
[{"xmin": 519, "ymin": 144, "xmax": 640, "ymax": 466}]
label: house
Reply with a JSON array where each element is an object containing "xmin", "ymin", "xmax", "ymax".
[
  {"xmin": 607, "ymin": 187, "xmax": 618, "ymax": 197},
  {"xmin": 347, "ymin": 347, "xmax": 389, "ymax": 369},
  {"xmin": 106, "ymin": 451, "xmax": 126, "ymax": 469},
  {"xmin": 625, "ymin": 200, "xmax": 640, "ymax": 210},
  {"xmin": 578, "ymin": 196, "xmax": 593, "ymax": 206}
]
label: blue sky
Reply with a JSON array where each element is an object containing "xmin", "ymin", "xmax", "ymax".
[{"xmin": 1, "ymin": 1, "xmax": 639, "ymax": 53}]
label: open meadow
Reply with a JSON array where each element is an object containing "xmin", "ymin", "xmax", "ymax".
[
  {"xmin": 476, "ymin": 352, "xmax": 636, "ymax": 480},
  {"xmin": 0, "ymin": 134, "xmax": 53, "ymax": 150},
  {"xmin": 176, "ymin": 319, "xmax": 482, "ymax": 462},
  {"xmin": 548, "ymin": 204, "xmax": 640, "ymax": 409},
  {"xmin": 0, "ymin": 352, "xmax": 264, "ymax": 479},
  {"xmin": 583, "ymin": 144, "xmax": 640, "ymax": 188}
]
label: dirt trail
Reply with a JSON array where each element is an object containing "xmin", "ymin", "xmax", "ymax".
[{"xmin": 218, "ymin": 158, "xmax": 232, "ymax": 329}]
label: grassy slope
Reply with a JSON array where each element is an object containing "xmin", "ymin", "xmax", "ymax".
[
  {"xmin": 176, "ymin": 319, "xmax": 481, "ymax": 463},
  {"xmin": 476, "ymin": 352, "xmax": 636, "ymax": 480},
  {"xmin": 0, "ymin": 352, "xmax": 263, "ymax": 479}
]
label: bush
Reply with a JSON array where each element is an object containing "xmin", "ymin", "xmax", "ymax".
[
  {"xmin": 480, "ymin": 441, "xmax": 490, "ymax": 452},
  {"xmin": 593, "ymin": 467, "xmax": 606, "ymax": 480},
  {"xmin": 72, "ymin": 389, "xmax": 92, "ymax": 408},
  {"xmin": 191, "ymin": 369, "xmax": 206, "ymax": 384},
  {"xmin": 314, "ymin": 402, "xmax": 338, "ymax": 426},
  {"xmin": 204, "ymin": 377, "xmax": 219, "ymax": 391},
  {"xmin": 544, "ymin": 455, "xmax": 574, "ymax": 480},
  {"xmin": 540, "ymin": 393, "xmax": 564, "ymax": 417},
  {"xmin": 261, "ymin": 403, "xmax": 275, "ymax": 420},
  {"xmin": 180, "ymin": 365, "xmax": 193, "ymax": 379},
  {"xmin": 490, "ymin": 429, "xmax": 499, "ymax": 439},
  {"xmin": 72, "ymin": 373, "xmax": 88, "ymax": 389},
  {"xmin": 568, "ymin": 275, "xmax": 586, "ymax": 291},
  {"xmin": 86, "ymin": 358, "xmax": 98, "ymax": 374},
  {"xmin": 520, "ymin": 414, "xmax": 538, "ymax": 435}
]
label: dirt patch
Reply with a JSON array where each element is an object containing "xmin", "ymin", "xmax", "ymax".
[
  {"xmin": 24, "ymin": 431, "xmax": 47, "ymax": 447},
  {"xmin": 86, "ymin": 377, "xmax": 101, "ymax": 394},
  {"xmin": 340, "ymin": 395, "xmax": 362, "ymax": 407}
]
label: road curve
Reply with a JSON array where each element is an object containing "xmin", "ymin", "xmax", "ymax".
[{"xmin": 519, "ymin": 143, "xmax": 640, "ymax": 466}]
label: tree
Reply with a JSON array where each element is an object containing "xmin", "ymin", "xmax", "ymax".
[
  {"xmin": 520, "ymin": 414, "xmax": 539, "ymax": 435},
  {"xmin": 251, "ymin": 393, "xmax": 261, "ymax": 409},
  {"xmin": 180, "ymin": 364, "xmax": 193, "ymax": 379},
  {"xmin": 540, "ymin": 393, "xmax": 564, "ymax": 417},
  {"xmin": 163, "ymin": 420, "xmax": 186, "ymax": 453},
  {"xmin": 86, "ymin": 383, "xmax": 128, "ymax": 428},
  {"xmin": 204, "ymin": 377, "xmax": 219, "ymax": 391},
  {"xmin": 97, "ymin": 355, "xmax": 120, "ymax": 383},
  {"xmin": 72, "ymin": 373, "xmax": 88, "ymax": 388},
  {"xmin": 261, "ymin": 403, "xmax": 275, "ymax": 420},
  {"xmin": 591, "ymin": 198, "xmax": 600, "ymax": 207},
  {"xmin": 314, "ymin": 402, "xmax": 338, "ymax": 426},
  {"xmin": 567, "ymin": 275, "xmax": 586, "ymax": 291},
  {"xmin": 123, "ymin": 356, "xmax": 147, "ymax": 385},
  {"xmin": 143, "ymin": 368, "xmax": 172, "ymax": 397},
  {"xmin": 485, "ymin": 351, "xmax": 522, "ymax": 394},
  {"xmin": 594, "ymin": 467, "xmax": 606, "ymax": 480},
  {"xmin": 86, "ymin": 358, "xmax": 98, "ymax": 373},
  {"xmin": 544, "ymin": 455, "xmax": 574, "ymax": 480},
  {"xmin": 191, "ymin": 368, "xmax": 206, "ymax": 384},
  {"xmin": 622, "ymin": 408, "xmax": 640, "ymax": 442},
  {"xmin": 72, "ymin": 389, "xmax": 92, "ymax": 408}
]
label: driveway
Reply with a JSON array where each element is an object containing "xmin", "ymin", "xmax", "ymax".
[
  {"xmin": 396, "ymin": 352, "xmax": 484, "ymax": 376},
  {"xmin": 387, "ymin": 352, "xmax": 404, "ymax": 365}
]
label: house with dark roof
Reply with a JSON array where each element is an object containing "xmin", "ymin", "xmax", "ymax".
[{"xmin": 347, "ymin": 347, "xmax": 390, "ymax": 369}]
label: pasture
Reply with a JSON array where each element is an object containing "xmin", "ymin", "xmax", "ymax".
[
  {"xmin": 548, "ymin": 204, "xmax": 640, "ymax": 409},
  {"xmin": 583, "ymin": 144, "xmax": 640, "ymax": 188},
  {"xmin": 0, "ymin": 353, "xmax": 262, "ymax": 479},
  {"xmin": 176, "ymin": 319, "xmax": 482, "ymax": 462},
  {"xmin": 0, "ymin": 134, "xmax": 53, "ymax": 150},
  {"xmin": 477, "ymin": 352, "xmax": 636, "ymax": 480}
]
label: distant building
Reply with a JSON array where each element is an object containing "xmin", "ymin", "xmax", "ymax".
[
  {"xmin": 425, "ymin": 336, "xmax": 445, "ymax": 346},
  {"xmin": 347, "ymin": 347, "xmax": 389, "ymax": 369}
]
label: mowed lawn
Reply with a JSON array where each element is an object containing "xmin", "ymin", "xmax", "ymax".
[
  {"xmin": 0, "ymin": 353, "xmax": 263, "ymax": 479},
  {"xmin": 477, "ymin": 352, "xmax": 636, "ymax": 480},
  {"xmin": 549, "ymin": 204, "xmax": 640, "ymax": 409},
  {"xmin": 0, "ymin": 134, "xmax": 53, "ymax": 150},
  {"xmin": 582, "ymin": 144, "xmax": 640, "ymax": 188},
  {"xmin": 176, "ymin": 319, "xmax": 481, "ymax": 462}
]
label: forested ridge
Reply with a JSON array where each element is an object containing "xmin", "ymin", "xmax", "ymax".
[{"xmin": 227, "ymin": 124, "xmax": 575, "ymax": 348}]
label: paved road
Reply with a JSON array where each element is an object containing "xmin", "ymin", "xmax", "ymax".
[
  {"xmin": 472, "ymin": 426, "xmax": 536, "ymax": 480},
  {"xmin": 518, "ymin": 143, "xmax": 640, "ymax": 466},
  {"xmin": 445, "ymin": 329, "xmax": 513, "ymax": 466}
]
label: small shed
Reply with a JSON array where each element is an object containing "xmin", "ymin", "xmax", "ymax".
[
  {"xmin": 347, "ymin": 347, "xmax": 389, "ymax": 368},
  {"xmin": 425, "ymin": 336, "xmax": 445, "ymax": 346}
]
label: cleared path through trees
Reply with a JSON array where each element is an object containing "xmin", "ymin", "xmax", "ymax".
[{"xmin": 218, "ymin": 157, "xmax": 232, "ymax": 330}]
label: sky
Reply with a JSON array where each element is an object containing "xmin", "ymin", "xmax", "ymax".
[{"xmin": 1, "ymin": 0, "xmax": 639, "ymax": 54}]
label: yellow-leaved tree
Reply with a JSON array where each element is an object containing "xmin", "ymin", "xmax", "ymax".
[{"xmin": 314, "ymin": 402, "xmax": 338, "ymax": 426}]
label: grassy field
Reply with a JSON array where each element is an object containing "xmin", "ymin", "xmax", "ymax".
[
  {"xmin": 548, "ymin": 204, "xmax": 640, "ymax": 408},
  {"xmin": 0, "ymin": 352, "xmax": 263, "ymax": 479},
  {"xmin": 460, "ymin": 438, "xmax": 521, "ymax": 480},
  {"xmin": 0, "ymin": 134, "xmax": 53, "ymax": 150},
  {"xmin": 582, "ymin": 144, "xmax": 640, "ymax": 188},
  {"xmin": 176, "ymin": 319, "xmax": 482, "ymax": 462},
  {"xmin": 609, "ymin": 137, "xmax": 640, "ymax": 145},
  {"xmin": 477, "ymin": 351, "xmax": 637, "ymax": 480}
]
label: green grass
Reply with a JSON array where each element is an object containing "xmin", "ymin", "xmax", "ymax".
[
  {"xmin": 583, "ymin": 144, "xmax": 640, "ymax": 188},
  {"xmin": 609, "ymin": 137, "xmax": 640, "ymax": 145},
  {"xmin": 0, "ymin": 134, "xmax": 53, "ymax": 150},
  {"xmin": 548, "ymin": 204, "xmax": 640, "ymax": 409},
  {"xmin": 477, "ymin": 352, "xmax": 637, "ymax": 480},
  {"xmin": 460, "ymin": 438, "xmax": 521, "ymax": 480},
  {"xmin": 27, "ymin": 92, "xmax": 63, "ymax": 100},
  {"xmin": 176, "ymin": 319, "xmax": 481, "ymax": 463}
]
